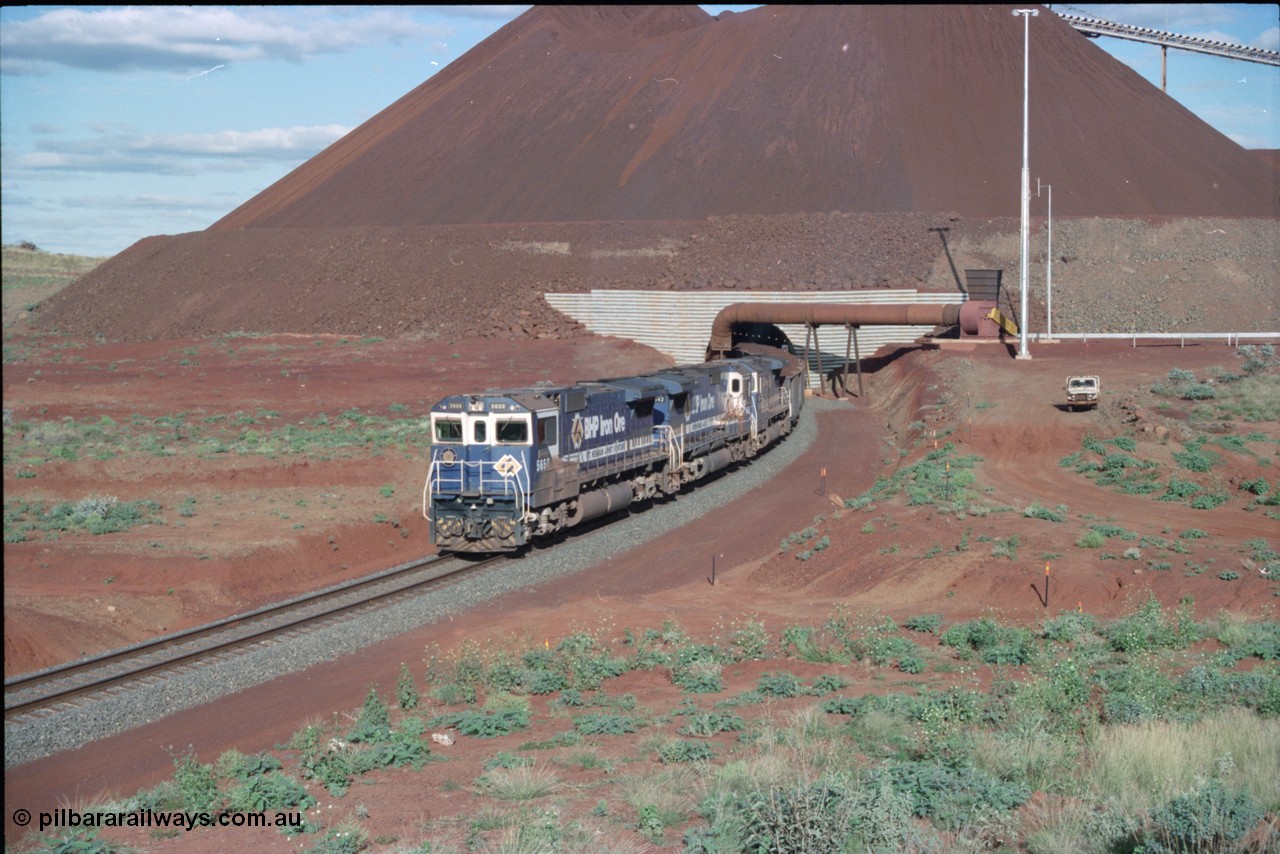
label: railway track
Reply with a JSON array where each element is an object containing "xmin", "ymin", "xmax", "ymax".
[{"xmin": 4, "ymin": 553, "xmax": 494, "ymax": 721}]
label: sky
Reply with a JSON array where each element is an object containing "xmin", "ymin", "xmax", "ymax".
[{"xmin": 2, "ymin": 4, "xmax": 1277, "ymax": 258}]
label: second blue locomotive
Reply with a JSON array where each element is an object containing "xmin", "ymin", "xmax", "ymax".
[{"xmin": 423, "ymin": 354, "xmax": 803, "ymax": 552}]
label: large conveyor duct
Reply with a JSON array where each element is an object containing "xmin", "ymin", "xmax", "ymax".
[{"xmin": 706, "ymin": 302, "xmax": 965, "ymax": 360}]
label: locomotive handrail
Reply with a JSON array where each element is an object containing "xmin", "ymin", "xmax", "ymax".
[
  {"xmin": 423, "ymin": 459, "xmax": 530, "ymax": 519},
  {"xmin": 653, "ymin": 424, "xmax": 684, "ymax": 471},
  {"xmin": 423, "ymin": 459, "xmax": 439, "ymax": 517}
]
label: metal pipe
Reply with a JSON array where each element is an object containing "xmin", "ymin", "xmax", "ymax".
[{"xmin": 705, "ymin": 302, "xmax": 961, "ymax": 359}]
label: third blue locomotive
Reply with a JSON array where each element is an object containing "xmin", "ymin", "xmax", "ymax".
[{"xmin": 423, "ymin": 354, "xmax": 803, "ymax": 552}]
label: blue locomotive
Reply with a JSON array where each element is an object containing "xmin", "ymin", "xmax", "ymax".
[{"xmin": 423, "ymin": 354, "xmax": 804, "ymax": 552}]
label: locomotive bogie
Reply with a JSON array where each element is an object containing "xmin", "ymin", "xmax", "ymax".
[{"xmin": 424, "ymin": 355, "xmax": 803, "ymax": 553}]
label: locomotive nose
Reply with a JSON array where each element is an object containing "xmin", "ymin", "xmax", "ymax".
[{"xmin": 463, "ymin": 505, "xmax": 491, "ymax": 540}]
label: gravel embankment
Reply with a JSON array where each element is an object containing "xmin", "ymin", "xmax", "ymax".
[
  {"xmin": 4, "ymin": 398, "xmax": 846, "ymax": 769},
  {"xmin": 928, "ymin": 217, "xmax": 1279, "ymax": 335}
]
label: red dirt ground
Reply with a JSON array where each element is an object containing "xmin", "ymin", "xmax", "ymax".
[{"xmin": 6, "ymin": 331, "xmax": 1278, "ymax": 850}]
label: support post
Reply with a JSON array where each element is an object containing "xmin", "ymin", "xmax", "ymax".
[
  {"xmin": 853, "ymin": 326, "xmax": 864, "ymax": 397},
  {"xmin": 801, "ymin": 325, "xmax": 813, "ymax": 393},
  {"xmin": 1013, "ymin": 8, "xmax": 1038, "ymax": 360},
  {"xmin": 843, "ymin": 324, "xmax": 852, "ymax": 397}
]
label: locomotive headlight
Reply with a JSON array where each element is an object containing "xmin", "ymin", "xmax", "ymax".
[{"xmin": 440, "ymin": 448, "xmax": 457, "ymax": 463}]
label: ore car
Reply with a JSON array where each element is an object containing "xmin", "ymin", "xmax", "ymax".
[{"xmin": 423, "ymin": 354, "xmax": 803, "ymax": 552}]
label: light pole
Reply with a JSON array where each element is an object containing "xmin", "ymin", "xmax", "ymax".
[
  {"xmin": 1013, "ymin": 8, "xmax": 1038, "ymax": 360},
  {"xmin": 1038, "ymin": 177, "xmax": 1053, "ymax": 340}
]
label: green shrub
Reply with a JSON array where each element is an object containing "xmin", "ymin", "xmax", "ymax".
[
  {"xmin": 1091, "ymin": 524, "xmax": 1137, "ymax": 541},
  {"xmin": 941, "ymin": 618, "xmax": 1033, "ymax": 664},
  {"xmin": 173, "ymin": 751, "xmax": 219, "ymax": 812},
  {"xmin": 1139, "ymin": 783, "xmax": 1262, "ymax": 854},
  {"xmin": 779, "ymin": 626, "xmax": 850, "ymax": 663},
  {"xmin": 569, "ymin": 652, "xmax": 628, "ymax": 690},
  {"xmin": 524, "ymin": 668, "xmax": 568, "ymax": 695},
  {"xmin": 396, "ymin": 664, "xmax": 417, "ymax": 710},
  {"xmin": 1024, "ymin": 502, "xmax": 1068, "ymax": 522},
  {"xmin": 991, "ymin": 534, "xmax": 1020, "ymax": 560},
  {"xmin": 572, "ymin": 713, "xmax": 643, "ymax": 735},
  {"xmin": 1103, "ymin": 595, "xmax": 1199, "ymax": 653},
  {"xmin": 672, "ymin": 664, "xmax": 724, "ymax": 694},
  {"xmin": 305, "ymin": 819, "xmax": 369, "ymax": 854},
  {"xmin": 1041, "ymin": 611, "xmax": 1099, "ymax": 643},
  {"xmin": 1076, "ymin": 529, "xmax": 1106, "ymax": 549},
  {"xmin": 880, "ymin": 761, "xmax": 1032, "ymax": 830},
  {"xmin": 738, "ymin": 778, "xmax": 857, "ymax": 854},
  {"xmin": 484, "ymin": 751, "xmax": 534, "ymax": 771},
  {"xmin": 679, "ymin": 711, "xmax": 746, "ymax": 737},
  {"xmin": 810, "ymin": 674, "xmax": 850, "ymax": 694},
  {"xmin": 1245, "ymin": 538, "xmax": 1279, "ymax": 563},
  {"xmin": 347, "ymin": 687, "xmax": 392, "ymax": 743},
  {"xmin": 1181, "ymin": 383, "xmax": 1217, "ymax": 400},
  {"xmin": 820, "ymin": 695, "xmax": 861, "ymax": 715},
  {"xmin": 1240, "ymin": 477, "xmax": 1271, "ymax": 497},
  {"xmin": 1173, "ymin": 446, "xmax": 1217, "ymax": 472},
  {"xmin": 432, "ymin": 706, "xmax": 531, "ymax": 738},
  {"xmin": 903, "ymin": 613, "xmax": 942, "ymax": 634},
  {"xmin": 1161, "ymin": 479, "xmax": 1202, "ymax": 502},
  {"xmin": 656, "ymin": 739, "xmax": 714, "ymax": 764},
  {"xmin": 846, "ymin": 631, "xmax": 926, "ymax": 670},
  {"xmin": 897, "ymin": 656, "xmax": 926, "ymax": 674},
  {"xmin": 226, "ymin": 771, "xmax": 314, "ymax": 812},
  {"xmin": 729, "ymin": 619, "xmax": 770, "ymax": 660},
  {"xmin": 757, "ymin": 671, "xmax": 804, "ymax": 698}
]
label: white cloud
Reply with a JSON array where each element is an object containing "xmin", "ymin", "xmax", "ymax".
[
  {"xmin": 0, "ymin": 6, "xmax": 446, "ymax": 75},
  {"xmin": 64, "ymin": 193, "xmax": 229, "ymax": 212},
  {"xmin": 13, "ymin": 124, "xmax": 352, "ymax": 174},
  {"xmin": 1258, "ymin": 27, "xmax": 1279, "ymax": 52},
  {"xmin": 135, "ymin": 125, "xmax": 353, "ymax": 156},
  {"xmin": 434, "ymin": 6, "xmax": 529, "ymax": 21}
]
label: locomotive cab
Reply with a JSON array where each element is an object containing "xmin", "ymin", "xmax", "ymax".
[{"xmin": 426, "ymin": 395, "xmax": 542, "ymax": 552}]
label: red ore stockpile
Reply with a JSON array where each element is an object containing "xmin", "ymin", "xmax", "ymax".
[{"xmin": 33, "ymin": 4, "xmax": 1279, "ymax": 342}]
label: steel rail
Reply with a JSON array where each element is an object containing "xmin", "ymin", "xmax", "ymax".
[{"xmin": 4, "ymin": 553, "xmax": 492, "ymax": 719}]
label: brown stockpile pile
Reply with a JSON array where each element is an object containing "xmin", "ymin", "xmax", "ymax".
[
  {"xmin": 1252, "ymin": 149, "xmax": 1280, "ymax": 172},
  {"xmin": 211, "ymin": 4, "xmax": 1274, "ymax": 226},
  {"xmin": 30, "ymin": 214, "xmax": 960, "ymax": 342},
  {"xmin": 34, "ymin": 5, "xmax": 1279, "ymax": 343}
]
